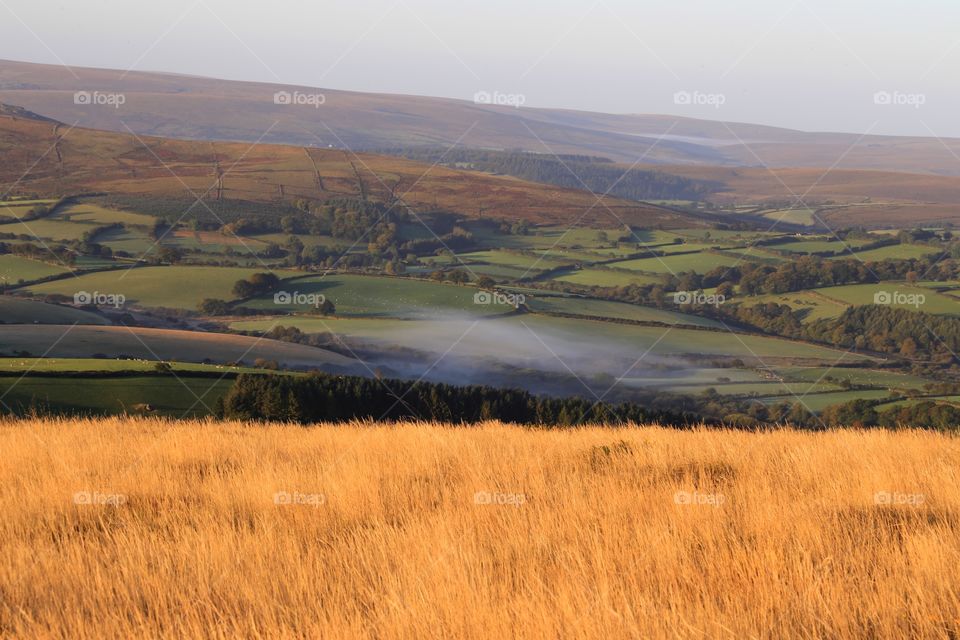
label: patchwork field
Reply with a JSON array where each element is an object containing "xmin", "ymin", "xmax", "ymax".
[
  {"xmin": 233, "ymin": 314, "xmax": 872, "ymax": 366},
  {"xmin": 0, "ymin": 358, "xmax": 260, "ymax": 374},
  {"xmin": 0, "ymin": 218, "xmax": 93, "ymax": 242},
  {"xmin": 551, "ymin": 268, "xmax": 664, "ymax": 287},
  {"xmin": 0, "ymin": 198, "xmax": 57, "ymax": 219},
  {"xmin": 607, "ymin": 251, "xmax": 742, "ymax": 275},
  {"xmin": 743, "ymin": 282, "xmax": 960, "ymax": 322},
  {"xmin": 0, "ymin": 296, "xmax": 106, "ymax": 325},
  {"xmin": 767, "ymin": 238, "xmax": 873, "ymax": 254},
  {"xmin": 0, "ymin": 325, "xmax": 356, "ymax": 370},
  {"xmin": 243, "ymin": 274, "xmax": 517, "ymax": 317},
  {"xmin": 761, "ymin": 208, "xmax": 816, "ymax": 226},
  {"xmin": 21, "ymin": 266, "xmax": 301, "ymax": 310},
  {"xmin": 0, "ymin": 255, "xmax": 72, "ymax": 284},
  {"xmin": 54, "ymin": 203, "xmax": 156, "ymax": 227},
  {"xmin": 759, "ymin": 389, "xmax": 896, "ymax": 412},
  {"xmin": 525, "ymin": 296, "xmax": 723, "ymax": 328},
  {"xmin": 813, "ymin": 283, "xmax": 960, "ymax": 316},
  {"xmin": 835, "ymin": 244, "xmax": 940, "ymax": 262},
  {"xmin": 0, "ymin": 377, "xmax": 234, "ymax": 417},
  {"xmin": 776, "ymin": 366, "xmax": 932, "ymax": 390}
]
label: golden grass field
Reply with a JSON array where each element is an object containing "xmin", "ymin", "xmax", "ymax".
[{"xmin": 1, "ymin": 418, "xmax": 958, "ymax": 639}]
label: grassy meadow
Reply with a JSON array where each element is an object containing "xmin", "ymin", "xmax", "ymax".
[{"xmin": 0, "ymin": 418, "xmax": 957, "ymax": 638}]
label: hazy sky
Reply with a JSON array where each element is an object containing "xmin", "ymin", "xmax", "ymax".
[{"xmin": 1, "ymin": 0, "xmax": 957, "ymax": 136}]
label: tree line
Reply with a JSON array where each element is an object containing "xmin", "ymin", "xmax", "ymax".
[
  {"xmin": 216, "ymin": 372, "xmax": 702, "ymax": 426},
  {"xmin": 213, "ymin": 370, "xmax": 960, "ymax": 430}
]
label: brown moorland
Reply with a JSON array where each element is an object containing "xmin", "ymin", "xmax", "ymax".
[
  {"xmin": 647, "ymin": 163, "xmax": 960, "ymax": 226},
  {"xmin": 0, "ymin": 105, "xmax": 695, "ymax": 228}
]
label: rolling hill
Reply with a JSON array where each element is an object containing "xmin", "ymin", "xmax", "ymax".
[
  {"xmin": 0, "ymin": 325, "xmax": 358, "ymax": 371},
  {"xmin": 0, "ymin": 103, "xmax": 696, "ymax": 228},
  {"xmin": 649, "ymin": 163, "xmax": 960, "ymax": 227},
  {"xmin": 4, "ymin": 58, "xmax": 960, "ymax": 176}
]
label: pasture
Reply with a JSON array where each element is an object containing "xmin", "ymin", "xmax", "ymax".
[
  {"xmin": 242, "ymin": 274, "xmax": 516, "ymax": 317},
  {"xmin": 0, "ymin": 377, "xmax": 234, "ymax": 417},
  {"xmin": 22, "ymin": 266, "xmax": 301, "ymax": 310},
  {"xmin": 525, "ymin": 296, "xmax": 723, "ymax": 328},
  {"xmin": 0, "ymin": 297, "xmax": 106, "ymax": 325},
  {"xmin": 607, "ymin": 251, "xmax": 742, "ymax": 275},
  {"xmin": 0, "ymin": 255, "xmax": 72, "ymax": 284},
  {"xmin": 551, "ymin": 268, "xmax": 664, "ymax": 287},
  {"xmin": 0, "ymin": 325, "xmax": 356, "ymax": 370}
]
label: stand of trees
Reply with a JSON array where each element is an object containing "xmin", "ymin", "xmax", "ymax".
[
  {"xmin": 214, "ymin": 371, "xmax": 960, "ymax": 430},
  {"xmin": 232, "ymin": 273, "xmax": 281, "ymax": 298},
  {"xmin": 721, "ymin": 303, "xmax": 960, "ymax": 362},
  {"xmin": 217, "ymin": 372, "xmax": 702, "ymax": 426},
  {"xmin": 820, "ymin": 399, "xmax": 960, "ymax": 430}
]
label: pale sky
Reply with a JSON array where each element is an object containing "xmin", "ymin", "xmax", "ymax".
[{"xmin": 1, "ymin": 0, "xmax": 958, "ymax": 136}]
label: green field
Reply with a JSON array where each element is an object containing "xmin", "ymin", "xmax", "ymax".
[
  {"xmin": 22, "ymin": 266, "xmax": 300, "ymax": 310},
  {"xmin": 243, "ymin": 275, "xmax": 516, "ymax": 317},
  {"xmin": 0, "ymin": 297, "xmax": 107, "ymax": 325},
  {"xmin": 776, "ymin": 366, "xmax": 932, "ymax": 390},
  {"xmin": 759, "ymin": 389, "xmax": 896, "ymax": 412},
  {"xmin": 619, "ymin": 368, "xmax": 768, "ymax": 388},
  {"xmin": 55, "ymin": 203, "xmax": 157, "ymax": 227},
  {"xmin": 0, "ymin": 376, "xmax": 234, "ymax": 417},
  {"xmin": 0, "ymin": 255, "xmax": 72, "ymax": 284},
  {"xmin": 471, "ymin": 226, "xmax": 624, "ymax": 251},
  {"xmin": 0, "ymin": 325, "xmax": 356, "ymax": 370},
  {"xmin": 525, "ymin": 296, "xmax": 723, "ymax": 328},
  {"xmin": 661, "ymin": 381, "xmax": 840, "ymax": 396},
  {"xmin": 743, "ymin": 283, "xmax": 959, "ymax": 320},
  {"xmin": 551, "ymin": 268, "xmax": 664, "ymax": 287},
  {"xmin": 607, "ymin": 251, "xmax": 743, "ymax": 275},
  {"xmin": 0, "ymin": 199, "xmax": 57, "ymax": 220},
  {"xmin": 767, "ymin": 239, "xmax": 855, "ymax": 254},
  {"xmin": 230, "ymin": 311, "xmax": 882, "ymax": 411},
  {"xmin": 655, "ymin": 242, "xmax": 723, "ymax": 255},
  {"xmin": 459, "ymin": 250, "xmax": 571, "ymax": 271},
  {"xmin": 95, "ymin": 227, "xmax": 157, "ymax": 255},
  {"xmin": 0, "ymin": 358, "xmax": 260, "ymax": 374},
  {"xmin": 840, "ymin": 244, "xmax": 940, "ymax": 262},
  {"xmin": 531, "ymin": 248, "xmax": 621, "ymax": 262},
  {"xmin": 473, "ymin": 264, "xmax": 543, "ymax": 280},
  {"xmin": 812, "ymin": 283, "xmax": 959, "ymax": 316},
  {"xmin": 232, "ymin": 314, "xmax": 872, "ymax": 364},
  {"xmin": 719, "ymin": 247, "xmax": 788, "ymax": 264},
  {"xmin": 741, "ymin": 291, "xmax": 849, "ymax": 323},
  {"xmin": 874, "ymin": 395, "xmax": 960, "ymax": 411},
  {"xmin": 672, "ymin": 229, "xmax": 784, "ymax": 243},
  {"xmin": 761, "ymin": 208, "xmax": 817, "ymax": 226},
  {"xmin": 0, "ymin": 218, "xmax": 93, "ymax": 242}
]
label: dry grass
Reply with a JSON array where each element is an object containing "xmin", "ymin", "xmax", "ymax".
[{"xmin": 1, "ymin": 417, "xmax": 958, "ymax": 639}]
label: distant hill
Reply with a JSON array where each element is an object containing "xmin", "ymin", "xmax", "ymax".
[
  {"xmin": 4, "ymin": 58, "xmax": 960, "ymax": 175},
  {"xmin": 0, "ymin": 61, "xmax": 960, "ymax": 175},
  {"xmin": 0, "ymin": 103, "xmax": 699, "ymax": 228}
]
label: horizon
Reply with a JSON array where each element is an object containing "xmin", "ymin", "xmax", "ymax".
[
  {"xmin": 1, "ymin": 55, "xmax": 956, "ymax": 143},
  {"xmin": 1, "ymin": 0, "xmax": 957, "ymax": 138}
]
